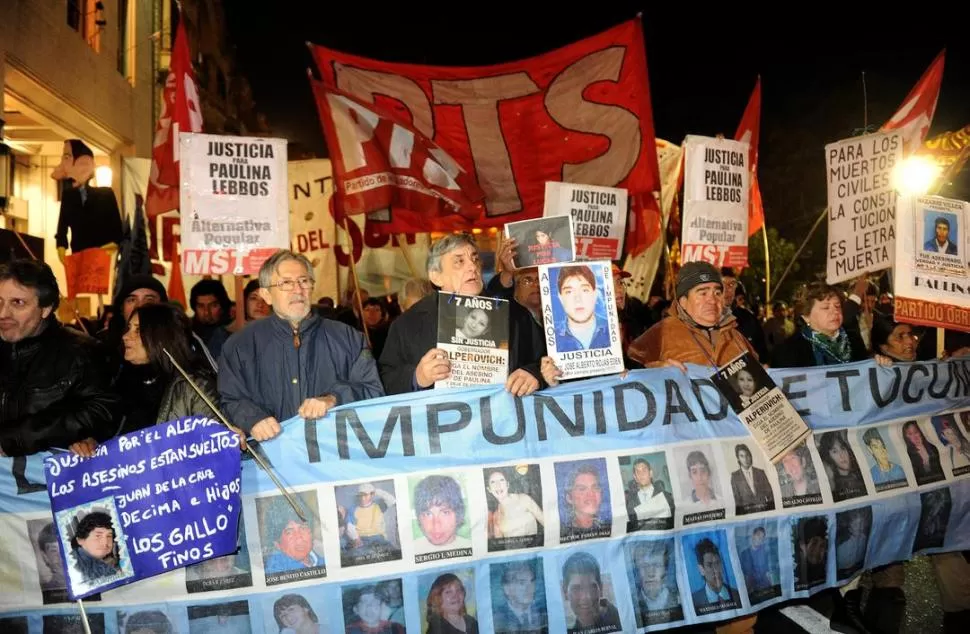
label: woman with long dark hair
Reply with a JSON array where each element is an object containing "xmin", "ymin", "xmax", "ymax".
[{"xmin": 70, "ymin": 303, "xmax": 223, "ymax": 456}]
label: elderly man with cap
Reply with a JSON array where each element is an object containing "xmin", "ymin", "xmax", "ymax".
[
  {"xmin": 628, "ymin": 261, "xmax": 757, "ymax": 370},
  {"xmin": 379, "ymin": 233, "xmax": 546, "ymax": 396}
]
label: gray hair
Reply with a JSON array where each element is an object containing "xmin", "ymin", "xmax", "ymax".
[
  {"xmin": 401, "ymin": 277, "xmax": 434, "ymax": 300},
  {"xmin": 258, "ymin": 250, "xmax": 314, "ymax": 288},
  {"xmin": 426, "ymin": 233, "xmax": 478, "ymax": 276}
]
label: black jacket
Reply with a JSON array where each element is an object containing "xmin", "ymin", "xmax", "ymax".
[
  {"xmin": 379, "ymin": 292, "xmax": 547, "ymax": 395},
  {"xmin": 55, "ymin": 185, "xmax": 123, "ymax": 251},
  {"xmin": 0, "ymin": 320, "xmax": 120, "ymax": 456},
  {"xmin": 733, "ymin": 306, "xmax": 768, "ymax": 361},
  {"xmin": 770, "ymin": 327, "xmax": 868, "ymax": 368}
]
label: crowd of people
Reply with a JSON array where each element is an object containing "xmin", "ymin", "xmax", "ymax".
[{"xmin": 2, "ymin": 229, "xmax": 970, "ymax": 634}]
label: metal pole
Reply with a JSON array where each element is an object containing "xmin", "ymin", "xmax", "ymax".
[
  {"xmin": 161, "ymin": 349, "xmax": 306, "ymax": 522},
  {"xmin": 76, "ymin": 600, "xmax": 92, "ymax": 634}
]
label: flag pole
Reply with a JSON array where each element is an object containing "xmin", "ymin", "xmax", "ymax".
[
  {"xmin": 771, "ymin": 207, "xmax": 827, "ymax": 301},
  {"xmin": 342, "ymin": 217, "xmax": 371, "ymax": 348},
  {"xmin": 762, "ymin": 225, "xmax": 771, "ymax": 305},
  {"xmin": 76, "ymin": 600, "xmax": 92, "ymax": 634},
  {"xmin": 161, "ymin": 349, "xmax": 307, "ymax": 522}
]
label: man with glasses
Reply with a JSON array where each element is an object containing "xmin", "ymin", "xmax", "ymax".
[{"xmin": 219, "ymin": 250, "xmax": 384, "ymax": 441}]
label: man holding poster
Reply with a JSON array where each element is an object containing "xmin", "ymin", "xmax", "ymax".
[{"xmin": 380, "ymin": 233, "xmax": 546, "ymax": 396}]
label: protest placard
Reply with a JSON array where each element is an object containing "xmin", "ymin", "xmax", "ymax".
[
  {"xmin": 63, "ymin": 248, "xmax": 112, "ymax": 298},
  {"xmin": 180, "ymin": 133, "xmax": 289, "ymax": 275},
  {"xmin": 681, "ymin": 135, "xmax": 750, "ymax": 267},
  {"xmin": 711, "ymin": 353, "xmax": 811, "ymax": 466},
  {"xmin": 504, "ymin": 216, "xmax": 575, "ymax": 267},
  {"xmin": 543, "ymin": 182, "xmax": 627, "ymax": 260},
  {"xmin": 435, "ymin": 292, "xmax": 510, "ymax": 389},
  {"xmin": 539, "ymin": 260, "xmax": 623, "ymax": 380},
  {"xmin": 43, "ymin": 417, "xmax": 242, "ymax": 599},
  {"xmin": 825, "ymin": 130, "xmax": 902, "ymax": 284},
  {"xmin": 894, "ymin": 195, "xmax": 970, "ymax": 331}
]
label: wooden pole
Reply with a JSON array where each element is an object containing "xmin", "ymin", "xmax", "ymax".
[
  {"xmin": 762, "ymin": 225, "xmax": 771, "ymax": 306},
  {"xmin": 233, "ymin": 276, "xmax": 245, "ymax": 331},
  {"xmin": 342, "ymin": 217, "xmax": 371, "ymax": 348}
]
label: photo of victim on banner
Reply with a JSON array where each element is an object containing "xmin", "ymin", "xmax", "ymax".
[
  {"xmin": 915, "ymin": 202, "xmax": 966, "ymax": 276},
  {"xmin": 435, "ymin": 293, "xmax": 510, "ymax": 389},
  {"xmin": 504, "ymin": 216, "xmax": 575, "ymax": 267},
  {"xmin": 711, "ymin": 352, "xmax": 811, "ymax": 464},
  {"xmin": 542, "ymin": 182, "xmax": 628, "ymax": 260},
  {"xmin": 539, "ymin": 261, "xmax": 623, "ymax": 380}
]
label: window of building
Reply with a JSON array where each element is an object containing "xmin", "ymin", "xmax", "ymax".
[
  {"xmin": 117, "ymin": 0, "xmax": 136, "ymax": 84},
  {"xmin": 67, "ymin": 0, "xmax": 103, "ymax": 53}
]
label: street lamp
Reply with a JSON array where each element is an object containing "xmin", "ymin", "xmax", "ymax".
[
  {"xmin": 892, "ymin": 155, "xmax": 941, "ymax": 196},
  {"xmin": 95, "ymin": 165, "xmax": 113, "ymax": 188}
]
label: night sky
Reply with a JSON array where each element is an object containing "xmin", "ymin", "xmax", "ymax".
[{"xmin": 225, "ymin": 3, "xmax": 970, "ymax": 243}]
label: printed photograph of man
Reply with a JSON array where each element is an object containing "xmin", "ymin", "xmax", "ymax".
[
  {"xmin": 931, "ymin": 414, "xmax": 970, "ymax": 474},
  {"xmin": 683, "ymin": 532, "xmax": 741, "ymax": 616},
  {"xmin": 674, "ymin": 446, "xmax": 721, "ymax": 508},
  {"xmin": 411, "ymin": 474, "xmax": 472, "ymax": 561},
  {"xmin": 728, "ymin": 443, "xmax": 776, "ymax": 515},
  {"xmin": 68, "ymin": 510, "xmax": 122, "ymax": 586},
  {"xmin": 554, "ymin": 459, "xmax": 612, "ymax": 542},
  {"xmin": 489, "ymin": 559, "xmax": 548, "ymax": 634},
  {"xmin": 902, "ymin": 420, "xmax": 946, "ymax": 485},
  {"xmin": 43, "ymin": 613, "xmax": 106, "ymax": 634},
  {"xmin": 736, "ymin": 524, "xmax": 781, "ymax": 604},
  {"xmin": 336, "ymin": 480, "xmax": 401, "ymax": 567},
  {"xmin": 792, "ymin": 516, "xmax": 829, "ymax": 591},
  {"xmin": 836, "ymin": 507, "xmax": 872, "ymax": 580},
  {"xmin": 625, "ymin": 539, "xmax": 683, "ymax": 626},
  {"xmin": 30, "ymin": 519, "xmax": 67, "ymax": 601},
  {"xmin": 0, "ymin": 617, "xmax": 26, "ymax": 634},
  {"xmin": 421, "ymin": 570, "xmax": 479, "ymax": 634},
  {"xmin": 776, "ymin": 442, "xmax": 822, "ymax": 505},
  {"xmin": 187, "ymin": 600, "xmax": 252, "ymax": 634},
  {"xmin": 914, "ymin": 488, "xmax": 952, "ymax": 552},
  {"xmin": 485, "ymin": 466, "xmax": 544, "ymax": 551},
  {"xmin": 256, "ymin": 492, "xmax": 326, "ymax": 585},
  {"xmin": 185, "ymin": 515, "xmax": 252, "ymax": 593},
  {"xmin": 552, "ymin": 265, "xmax": 611, "ymax": 352},
  {"xmin": 620, "ymin": 453, "xmax": 675, "ymax": 531},
  {"xmin": 455, "ymin": 306, "xmax": 492, "ymax": 342},
  {"xmin": 859, "ymin": 427, "xmax": 908, "ymax": 491},
  {"xmin": 818, "ymin": 430, "xmax": 868, "ymax": 502},
  {"xmin": 118, "ymin": 609, "xmax": 174, "ymax": 634},
  {"xmin": 560, "ymin": 551, "xmax": 622, "ymax": 634},
  {"xmin": 923, "ymin": 213, "xmax": 959, "ymax": 255},
  {"xmin": 506, "ymin": 217, "xmax": 573, "ymax": 268},
  {"xmin": 341, "ymin": 583, "xmax": 405, "ymax": 634}
]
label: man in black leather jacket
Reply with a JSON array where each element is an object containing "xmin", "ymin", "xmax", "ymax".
[{"xmin": 0, "ymin": 260, "xmax": 119, "ymax": 456}]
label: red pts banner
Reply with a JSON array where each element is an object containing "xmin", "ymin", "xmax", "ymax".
[
  {"xmin": 309, "ymin": 18, "xmax": 662, "ymax": 254},
  {"xmin": 310, "ymin": 82, "xmax": 486, "ymax": 230}
]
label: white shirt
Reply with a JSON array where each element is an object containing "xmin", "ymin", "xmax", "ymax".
[
  {"xmin": 634, "ymin": 486, "xmax": 672, "ymax": 520},
  {"xmin": 642, "ymin": 585, "xmax": 673, "ymax": 611}
]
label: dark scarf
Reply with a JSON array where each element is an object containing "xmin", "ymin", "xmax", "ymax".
[{"xmin": 802, "ymin": 327, "xmax": 851, "ymax": 365}]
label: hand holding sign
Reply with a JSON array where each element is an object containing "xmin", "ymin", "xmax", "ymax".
[{"xmin": 416, "ymin": 348, "xmax": 451, "ymax": 388}]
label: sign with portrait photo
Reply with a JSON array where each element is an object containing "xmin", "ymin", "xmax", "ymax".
[
  {"xmin": 915, "ymin": 202, "xmax": 966, "ymax": 276},
  {"xmin": 712, "ymin": 352, "xmax": 811, "ymax": 464},
  {"xmin": 542, "ymin": 181, "xmax": 627, "ymax": 261},
  {"xmin": 504, "ymin": 216, "xmax": 576, "ymax": 267},
  {"xmin": 538, "ymin": 260, "xmax": 623, "ymax": 380},
  {"xmin": 435, "ymin": 293, "xmax": 510, "ymax": 389}
]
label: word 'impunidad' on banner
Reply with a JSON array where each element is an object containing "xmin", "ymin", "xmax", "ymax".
[
  {"xmin": 894, "ymin": 194, "xmax": 970, "ymax": 332},
  {"xmin": 681, "ymin": 135, "xmax": 751, "ymax": 267},
  {"xmin": 539, "ymin": 260, "xmax": 624, "ymax": 380},
  {"xmin": 43, "ymin": 417, "xmax": 242, "ymax": 600},
  {"xmin": 2, "ymin": 362, "xmax": 969, "ymax": 632},
  {"xmin": 543, "ymin": 182, "xmax": 627, "ymax": 261},
  {"xmin": 180, "ymin": 133, "xmax": 290, "ymax": 275},
  {"xmin": 825, "ymin": 130, "xmax": 902, "ymax": 284}
]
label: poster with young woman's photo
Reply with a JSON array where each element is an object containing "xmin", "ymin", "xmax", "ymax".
[
  {"xmin": 504, "ymin": 216, "xmax": 576, "ymax": 267},
  {"xmin": 483, "ymin": 465, "xmax": 544, "ymax": 552},
  {"xmin": 931, "ymin": 414, "xmax": 970, "ymax": 477},
  {"xmin": 435, "ymin": 292, "xmax": 510, "ymax": 389},
  {"xmin": 900, "ymin": 420, "xmax": 947, "ymax": 486},
  {"xmin": 817, "ymin": 430, "xmax": 869, "ymax": 502},
  {"xmin": 539, "ymin": 261, "xmax": 623, "ymax": 380},
  {"xmin": 711, "ymin": 352, "xmax": 811, "ymax": 464}
]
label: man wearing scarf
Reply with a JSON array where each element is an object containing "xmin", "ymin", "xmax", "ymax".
[
  {"xmin": 628, "ymin": 262, "xmax": 756, "ymax": 371},
  {"xmin": 626, "ymin": 261, "xmax": 757, "ymax": 634}
]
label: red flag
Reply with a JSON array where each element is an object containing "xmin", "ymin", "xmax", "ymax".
[
  {"xmin": 734, "ymin": 77, "xmax": 764, "ymax": 236},
  {"xmin": 308, "ymin": 18, "xmax": 662, "ymax": 254},
  {"xmin": 146, "ymin": 20, "xmax": 203, "ymax": 220},
  {"xmin": 881, "ymin": 50, "xmax": 945, "ymax": 155},
  {"xmin": 310, "ymin": 80, "xmax": 486, "ymax": 228}
]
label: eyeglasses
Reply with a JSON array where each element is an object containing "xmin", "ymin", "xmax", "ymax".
[
  {"xmin": 517, "ymin": 277, "xmax": 539, "ymax": 286},
  {"xmin": 268, "ymin": 277, "xmax": 314, "ymax": 292}
]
